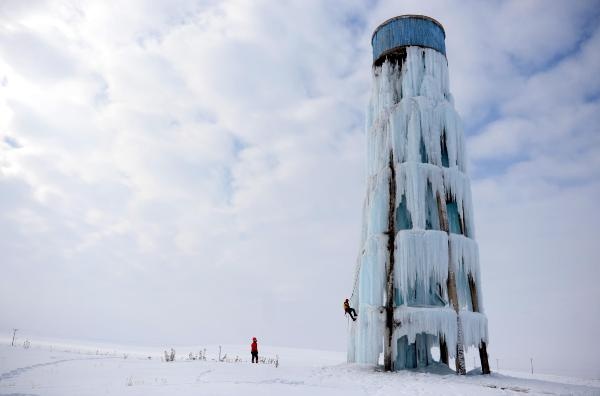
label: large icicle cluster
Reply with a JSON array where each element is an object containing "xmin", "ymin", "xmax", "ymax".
[
  {"xmin": 392, "ymin": 306, "xmax": 458, "ymax": 358},
  {"xmin": 394, "ymin": 230, "xmax": 448, "ymax": 303},
  {"xmin": 459, "ymin": 311, "xmax": 489, "ymax": 348},
  {"xmin": 349, "ymin": 45, "xmax": 488, "ymax": 368},
  {"xmin": 366, "ymin": 48, "xmax": 464, "ymax": 176},
  {"xmin": 390, "ymin": 308, "xmax": 489, "ymax": 358},
  {"xmin": 450, "ymin": 234, "xmax": 484, "ymax": 311},
  {"xmin": 394, "ymin": 163, "xmax": 475, "ymax": 234}
]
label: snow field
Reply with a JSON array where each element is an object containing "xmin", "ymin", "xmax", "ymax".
[{"xmin": 1, "ymin": 342, "xmax": 599, "ymax": 395}]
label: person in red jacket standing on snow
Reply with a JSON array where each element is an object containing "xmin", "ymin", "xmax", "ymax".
[{"xmin": 251, "ymin": 337, "xmax": 259, "ymax": 363}]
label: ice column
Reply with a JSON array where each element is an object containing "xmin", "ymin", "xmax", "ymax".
[{"xmin": 348, "ymin": 15, "xmax": 490, "ymax": 374}]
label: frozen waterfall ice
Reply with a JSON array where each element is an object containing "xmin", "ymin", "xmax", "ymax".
[{"xmin": 347, "ymin": 15, "xmax": 490, "ymax": 374}]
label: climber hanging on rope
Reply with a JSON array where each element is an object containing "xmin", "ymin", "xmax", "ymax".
[{"xmin": 343, "ymin": 298, "xmax": 357, "ymax": 321}]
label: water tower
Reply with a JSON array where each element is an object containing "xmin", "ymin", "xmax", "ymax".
[{"xmin": 347, "ymin": 15, "xmax": 490, "ymax": 374}]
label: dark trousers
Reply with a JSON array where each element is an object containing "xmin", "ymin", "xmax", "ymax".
[
  {"xmin": 251, "ymin": 351, "xmax": 258, "ymax": 363},
  {"xmin": 345, "ymin": 307, "xmax": 357, "ymax": 320}
]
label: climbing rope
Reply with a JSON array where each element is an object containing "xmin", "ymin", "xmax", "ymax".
[{"xmin": 349, "ymin": 248, "xmax": 364, "ymax": 301}]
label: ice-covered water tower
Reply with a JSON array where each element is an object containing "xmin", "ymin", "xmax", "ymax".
[{"xmin": 347, "ymin": 15, "xmax": 490, "ymax": 374}]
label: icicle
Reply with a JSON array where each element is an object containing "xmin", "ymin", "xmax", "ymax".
[
  {"xmin": 388, "ymin": 99, "xmax": 411, "ymax": 164},
  {"xmin": 356, "ymin": 304, "xmax": 385, "ymax": 364},
  {"xmin": 358, "ymin": 235, "xmax": 387, "ymax": 307},
  {"xmin": 395, "ymin": 163, "xmax": 448, "ymax": 230},
  {"xmin": 459, "ymin": 311, "xmax": 488, "ymax": 348},
  {"xmin": 394, "ymin": 230, "xmax": 449, "ymax": 304},
  {"xmin": 415, "ymin": 97, "xmax": 442, "ymax": 167},
  {"xmin": 392, "ymin": 306, "xmax": 458, "ymax": 360},
  {"xmin": 356, "ymin": 234, "xmax": 387, "ymax": 365},
  {"xmin": 364, "ymin": 167, "xmax": 391, "ymax": 238},
  {"xmin": 397, "ymin": 162, "xmax": 425, "ymax": 229},
  {"xmin": 366, "ymin": 119, "xmax": 391, "ymax": 177},
  {"xmin": 449, "ymin": 234, "xmax": 483, "ymax": 311},
  {"xmin": 367, "ymin": 49, "xmax": 465, "ymax": 174},
  {"xmin": 367, "ymin": 61, "xmax": 402, "ymax": 131},
  {"xmin": 449, "ymin": 235, "xmax": 479, "ymax": 277},
  {"xmin": 441, "ymin": 167, "xmax": 475, "ymax": 237}
]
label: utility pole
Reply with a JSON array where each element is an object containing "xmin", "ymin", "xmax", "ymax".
[
  {"xmin": 11, "ymin": 329, "xmax": 18, "ymax": 346},
  {"xmin": 496, "ymin": 358, "xmax": 499, "ymax": 371},
  {"xmin": 530, "ymin": 358, "xmax": 534, "ymax": 375}
]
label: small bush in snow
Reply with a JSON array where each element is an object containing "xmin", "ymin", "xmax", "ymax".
[{"xmin": 164, "ymin": 348, "xmax": 176, "ymax": 362}]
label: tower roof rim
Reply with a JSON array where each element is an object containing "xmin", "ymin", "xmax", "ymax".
[{"xmin": 371, "ymin": 15, "xmax": 446, "ymax": 43}]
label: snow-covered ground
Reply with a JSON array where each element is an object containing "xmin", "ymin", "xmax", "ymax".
[{"xmin": 0, "ymin": 341, "xmax": 598, "ymax": 395}]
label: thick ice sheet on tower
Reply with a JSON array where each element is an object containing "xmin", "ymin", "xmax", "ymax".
[{"xmin": 355, "ymin": 235, "xmax": 387, "ymax": 364}]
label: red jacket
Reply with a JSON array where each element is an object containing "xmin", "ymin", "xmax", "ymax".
[{"xmin": 251, "ymin": 341, "xmax": 258, "ymax": 353}]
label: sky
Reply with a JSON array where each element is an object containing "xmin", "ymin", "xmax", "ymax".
[{"xmin": 1, "ymin": 0, "xmax": 599, "ymax": 379}]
